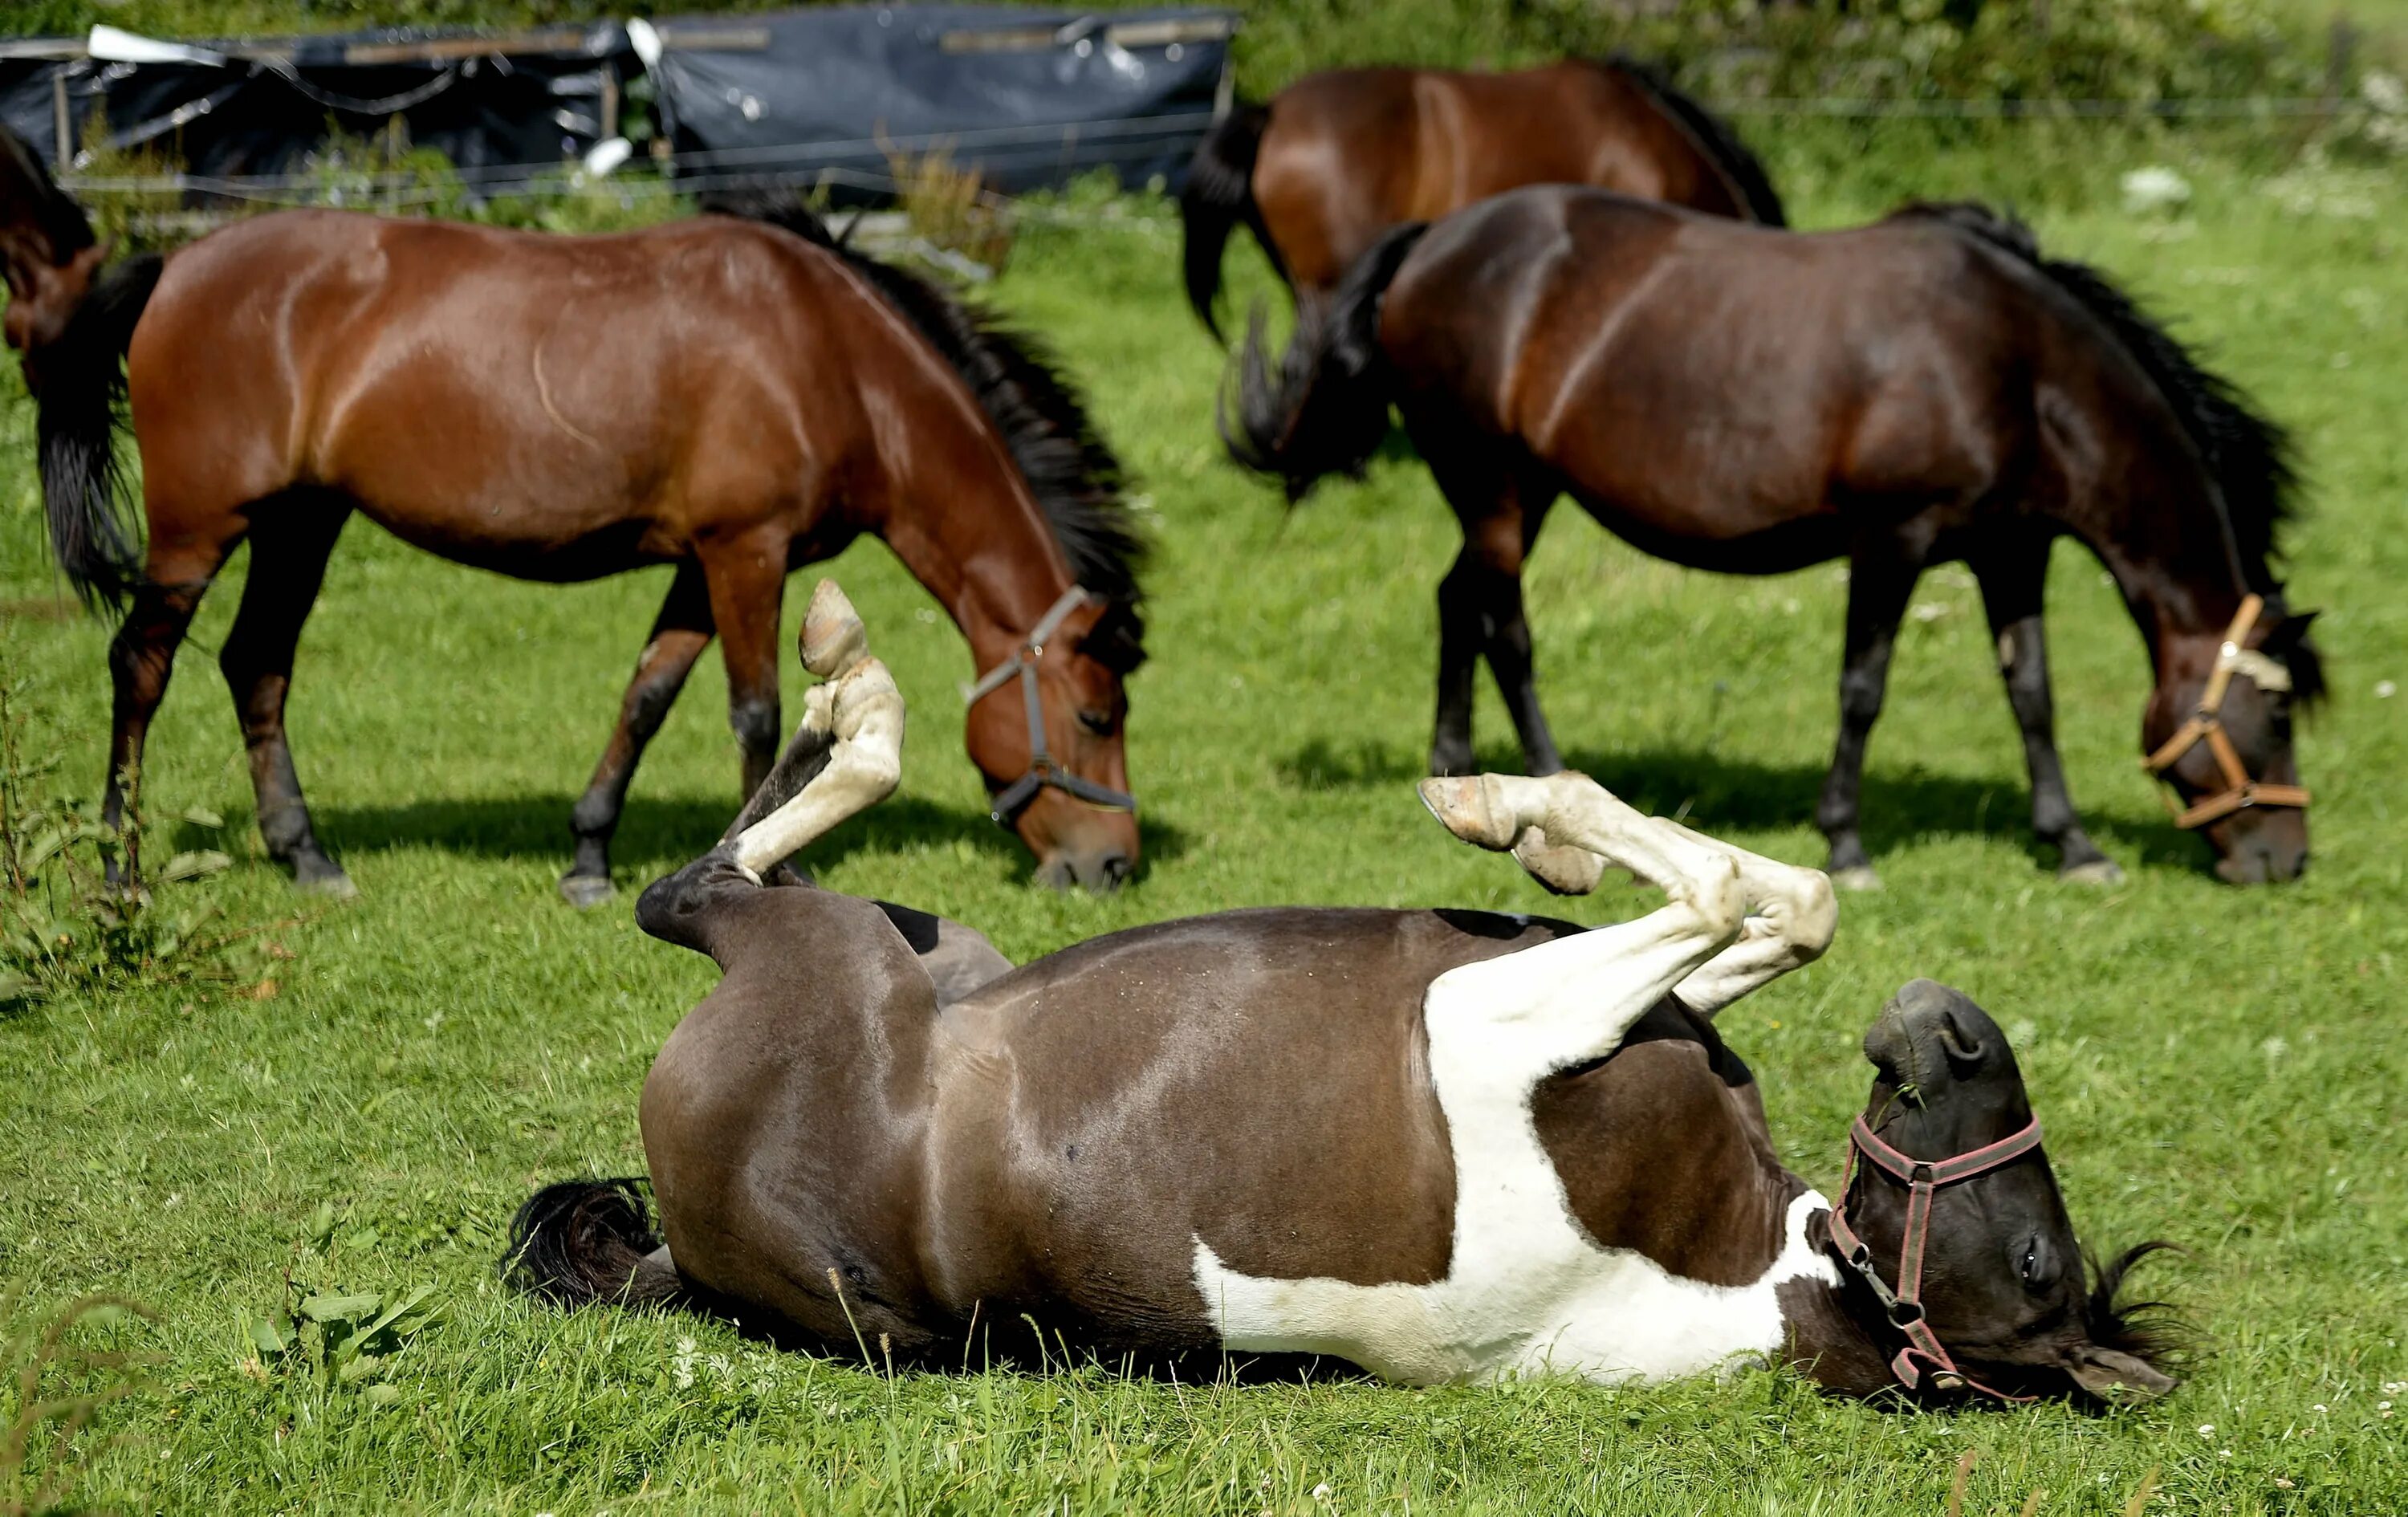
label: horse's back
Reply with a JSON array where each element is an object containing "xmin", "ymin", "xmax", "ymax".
[{"xmin": 917, "ymin": 906, "xmax": 1576, "ymax": 1347}]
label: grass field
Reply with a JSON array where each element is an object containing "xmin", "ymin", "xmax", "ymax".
[{"xmin": 2, "ymin": 142, "xmax": 2406, "ymax": 1515}]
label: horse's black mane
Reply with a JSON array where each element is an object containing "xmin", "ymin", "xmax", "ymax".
[
  {"xmin": 1603, "ymin": 57, "xmax": 1788, "ymax": 228},
  {"xmin": 1892, "ymin": 201, "xmax": 2315, "ymax": 693},
  {"xmin": 2085, "ymin": 1241, "xmax": 2188, "ymax": 1381},
  {"xmin": 704, "ymin": 195, "xmax": 1147, "ymax": 653}
]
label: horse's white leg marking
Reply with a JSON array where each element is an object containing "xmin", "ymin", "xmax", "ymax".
[
  {"xmin": 731, "ymin": 582, "xmax": 903, "ymax": 877},
  {"xmin": 1657, "ymin": 821, "xmax": 1837, "ymax": 1018},
  {"xmin": 1198, "ymin": 775, "xmax": 1835, "ymax": 1386}
]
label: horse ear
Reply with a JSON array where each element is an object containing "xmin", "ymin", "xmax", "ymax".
[
  {"xmin": 2067, "ymin": 1344, "xmax": 2177, "ymax": 1402},
  {"xmin": 2263, "ymin": 608, "xmax": 2320, "ymax": 652}
]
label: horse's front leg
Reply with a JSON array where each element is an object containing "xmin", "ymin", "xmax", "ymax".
[
  {"xmin": 698, "ymin": 531, "xmax": 791, "ymax": 804},
  {"xmin": 1815, "ymin": 539, "xmax": 1923, "ymax": 890},
  {"xmin": 563, "ymin": 561, "xmax": 714, "ymax": 907},
  {"xmin": 1969, "ymin": 535, "xmax": 2122, "ymax": 885},
  {"xmin": 1426, "ymin": 448, "xmax": 1562, "ymax": 778},
  {"xmin": 1418, "ymin": 772, "xmax": 1745, "ymax": 1071}
]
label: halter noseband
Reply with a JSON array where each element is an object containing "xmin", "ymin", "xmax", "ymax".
[
  {"xmin": 1824, "ymin": 1110, "xmax": 2046, "ymax": 1403},
  {"xmin": 962, "ymin": 586, "xmax": 1137, "ymax": 828},
  {"xmin": 2139, "ymin": 592, "xmax": 2309, "ymax": 830}
]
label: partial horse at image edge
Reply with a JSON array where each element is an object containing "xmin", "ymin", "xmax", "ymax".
[{"xmin": 508, "ymin": 582, "xmax": 2178, "ymax": 1405}]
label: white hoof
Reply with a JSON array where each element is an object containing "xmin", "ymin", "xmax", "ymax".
[
  {"xmin": 800, "ymin": 579, "xmax": 869, "ymax": 680},
  {"xmin": 1513, "ymin": 825, "xmax": 1605, "ymax": 896},
  {"xmin": 1830, "ymin": 865, "xmax": 1883, "ymax": 893},
  {"xmin": 1417, "ymin": 775, "xmax": 1519, "ymax": 851},
  {"xmin": 2060, "ymin": 858, "xmax": 2125, "ymax": 887}
]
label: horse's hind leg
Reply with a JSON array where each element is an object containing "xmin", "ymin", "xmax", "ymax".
[
  {"xmin": 1968, "ymin": 534, "xmax": 2121, "ymax": 886},
  {"xmin": 563, "ymin": 562, "xmax": 714, "ymax": 907},
  {"xmin": 730, "ymin": 581, "xmax": 901, "ymax": 880},
  {"xmin": 218, "ymin": 495, "xmax": 354, "ymax": 896}
]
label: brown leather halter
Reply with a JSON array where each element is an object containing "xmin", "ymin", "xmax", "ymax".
[
  {"xmin": 963, "ymin": 586, "xmax": 1138, "ymax": 828},
  {"xmin": 1824, "ymin": 1111, "xmax": 2047, "ymax": 1403},
  {"xmin": 2139, "ymin": 593, "xmax": 2310, "ymax": 830}
]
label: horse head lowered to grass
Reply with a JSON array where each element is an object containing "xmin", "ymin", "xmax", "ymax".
[
  {"xmin": 510, "ymin": 583, "xmax": 2177, "ymax": 1405},
  {"xmin": 0, "ymin": 126, "xmax": 1145, "ymax": 899}
]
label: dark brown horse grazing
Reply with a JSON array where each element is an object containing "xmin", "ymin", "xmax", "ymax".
[
  {"xmin": 1225, "ymin": 187, "xmax": 2323, "ymax": 887},
  {"xmin": 0, "ymin": 136, "xmax": 1145, "ymax": 900},
  {"xmin": 509, "ymin": 590, "xmax": 2175, "ymax": 1402},
  {"xmin": 1180, "ymin": 57, "xmax": 1784, "ymax": 340}
]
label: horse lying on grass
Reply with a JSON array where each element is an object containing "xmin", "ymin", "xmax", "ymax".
[{"xmin": 511, "ymin": 583, "xmax": 2175, "ymax": 1403}]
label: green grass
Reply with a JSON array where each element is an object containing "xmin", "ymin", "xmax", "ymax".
[{"xmin": 2, "ymin": 147, "xmax": 2406, "ymax": 1515}]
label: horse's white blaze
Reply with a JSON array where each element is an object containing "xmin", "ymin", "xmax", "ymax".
[{"xmin": 1193, "ymin": 772, "xmax": 1839, "ymax": 1385}]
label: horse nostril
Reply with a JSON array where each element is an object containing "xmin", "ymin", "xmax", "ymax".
[{"xmin": 1092, "ymin": 852, "xmax": 1133, "ymax": 893}]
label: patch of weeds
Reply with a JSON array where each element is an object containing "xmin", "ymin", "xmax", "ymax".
[
  {"xmin": 0, "ymin": 656, "xmax": 280, "ymax": 1012},
  {"xmin": 241, "ymin": 1275, "xmax": 438, "ymax": 1411},
  {"xmin": 0, "ymin": 1291, "xmax": 159, "ymax": 1517}
]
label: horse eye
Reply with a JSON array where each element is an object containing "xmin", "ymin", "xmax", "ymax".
[{"xmin": 1077, "ymin": 709, "xmax": 1115, "ymax": 737}]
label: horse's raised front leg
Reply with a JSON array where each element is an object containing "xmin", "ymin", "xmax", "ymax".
[
  {"xmin": 218, "ymin": 496, "xmax": 355, "ymax": 897},
  {"xmin": 1969, "ymin": 535, "xmax": 2121, "ymax": 886},
  {"xmin": 1417, "ymin": 771, "xmax": 1745, "ymax": 1074},
  {"xmin": 563, "ymin": 561, "xmax": 714, "ymax": 907},
  {"xmin": 1815, "ymin": 539, "xmax": 1923, "ymax": 891}
]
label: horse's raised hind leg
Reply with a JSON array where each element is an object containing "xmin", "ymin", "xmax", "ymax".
[
  {"xmin": 563, "ymin": 562, "xmax": 714, "ymax": 907},
  {"xmin": 698, "ymin": 533, "xmax": 789, "ymax": 807},
  {"xmin": 1968, "ymin": 535, "xmax": 2121, "ymax": 886},
  {"xmin": 218, "ymin": 499, "xmax": 355, "ymax": 897},
  {"xmin": 1815, "ymin": 539, "xmax": 1924, "ymax": 891},
  {"xmin": 730, "ymin": 581, "xmax": 902, "ymax": 880},
  {"xmin": 1416, "ymin": 771, "xmax": 1744, "ymax": 1071},
  {"xmin": 1427, "ymin": 450, "xmax": 1561, "ymax": 778}
]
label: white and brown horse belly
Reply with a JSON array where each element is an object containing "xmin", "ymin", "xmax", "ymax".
[{"xmin": 639, "ymin": 897, "xmax": 1831, "ymax": 1381}]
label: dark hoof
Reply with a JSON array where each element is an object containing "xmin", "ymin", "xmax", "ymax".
[
  {"xmin": 2060, "ymin": 858, "xmax": 2125, "ymax": 887},
  {"xmin": 294, "ymin": 862, "xmax": 359, "ymax": 901},
  {"xmin": 559, "ymin": 872, "xmax": 616, "ymax": 909}
]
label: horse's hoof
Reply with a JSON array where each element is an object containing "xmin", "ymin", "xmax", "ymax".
[
  {"xmin": 559, "ymin": 872, "xmax": 616, "ymax": 909},
  {"xmin": 1417, "ymin": 775, "xmax": 1519, "ymax": 850},
  {"xmin": 1514, "ymin": 826, "xmax": 1605, "ymax": 896},
  {"xmin": 2060, "ymin": 858, "xmax": 2125, "ymax": 888},
  {"xmin": 1829, "ymin": 865, "xmax": 1883, "ymax": 893},
  {"xmin": 801, "ymin": 579, "xmax": 869, "ymax": 679},
  {"xmin": 295, "ymin": 866, "xmax": 359, "ymax": 901}
]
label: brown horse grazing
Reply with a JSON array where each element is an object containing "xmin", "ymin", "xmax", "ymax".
[
  {"xmin": 510, "ymin": 586, "xmax": 2175, "ymax": 1403},
  {"xmin": 1180, "ymin": 57, "xmax": 1784, "ymax": 341},
  {"xmin": 0, "ymin": 136, "xmax": 1145, "ymax": 901},
  {"xmin": 1224, "ymin": 188, "xmax": 2324, "ymax": 887}
]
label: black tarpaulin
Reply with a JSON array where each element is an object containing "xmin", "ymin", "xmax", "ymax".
[{"xmin": 643, "ymin": 6, "xmax": 1235, "ymax": 193}]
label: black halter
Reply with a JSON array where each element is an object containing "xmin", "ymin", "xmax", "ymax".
[{"xmin": 962, "ymin": 586, "xmax": 1138, "ymax": 828}]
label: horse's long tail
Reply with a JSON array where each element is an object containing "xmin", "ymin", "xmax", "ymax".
[
  {"xmin": 1219, "ymin": 222, "xmax": 1428, "ymax": 502},
  {"xmin": 35, "ymin": 251, "xmax": 162, "ymax": 612},
  {"xmin": 504, "ymin": 1179, "xmax": 689, "ymax": 1310},
  {"xmin": 1179, "ymin": 101, "xmax": 1271, "ymax": 342}
]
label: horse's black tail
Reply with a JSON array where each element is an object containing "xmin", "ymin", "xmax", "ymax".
[
  {"xmin": 503, "ymin": 1179, "xmax": 689, "ymax": 1310},
  {"xmin": 1179, "ymin": 102, "xmax": 1271, "ymax": 342},
  {"xmin": 1219, "ymin": 222, "xmax": 1427, "ymax": 502},
  {"xmin": 35, "ymin": 251, "xmax": 163, "ymax": 613}
]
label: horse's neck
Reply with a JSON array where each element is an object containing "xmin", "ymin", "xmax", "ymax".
[
  {"xmin": 876, "ymin": 472, "xmax": 1078, "ymax": 666},
  {"xmin": 1774, "ymin": 1247, "xmax": 1896, "ymax": 1396},
  {"xmin": 2060, "ymin": 465, "xmax": 2258, "ymax": 682}
]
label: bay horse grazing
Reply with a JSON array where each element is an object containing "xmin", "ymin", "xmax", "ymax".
[
  {"xmin": 509, "ymin": 582, "xmax": 2177, "ymax": 1404},
  {"xmin": 0, "ymin": 134, "xmax": 1145, "ymax": 901},
  {"xmin": 1224, "ymin": 187, "xmax": 2323, "ymax": 886},
  {"xmin": 1179, "ymin": 57, "xmax": 1784, "ymax": 341}
]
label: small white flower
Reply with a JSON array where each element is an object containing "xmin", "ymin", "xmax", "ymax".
[
  {"xmin": 1312, "ymin": 1483, "xmax": 1334, "ymax": 1502},
  {"xmin": 2122, "ymin": 166, "xmax": 2193, "ymax": 215},
  {"xmin": 2220, "ymin": 1449, "xmax": 2234, "ymax": 1459},
  {"xmin": 2380, "ymin": 1401, "xmax": 2394, "ymax": 1411},
  {"xmin": 2376, "ymin": 681, "xmax": 2397, "ymax": 699},
  {"xmin": 2275, "ymin": 1477, "xmax": 2296, "ymax": 1489},
  {"xmin": 2198, "ymin": 1424, "xmax": 2215, "ymax": 1438},
  {"xmin": 2364, "ymin": 70, "xmax": 2408, "ymax": 113},
  {"xmin": 2313, "ymin": 1404, "xmax": 2329, "ymax": 1413},
  {"xmin": 2385, "ymin": 1381, "xmax": 2407, "ymax": 1395}
]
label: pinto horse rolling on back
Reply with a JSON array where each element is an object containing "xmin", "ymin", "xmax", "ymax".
[
  {"xmin": 510, "ymin": 583, "xmax": 2175, "ymax": 1405},
  {"xmin": 1225, "ymin": 188, "xmax": 2322, "ymax": 886},
  {"xmin": 1180, "ymin": 58, "xmax": 1784, "ymax": 341},
  {"xmin": 0, "ymin": 131, "xmax": 1145, "ymax": 900}
]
